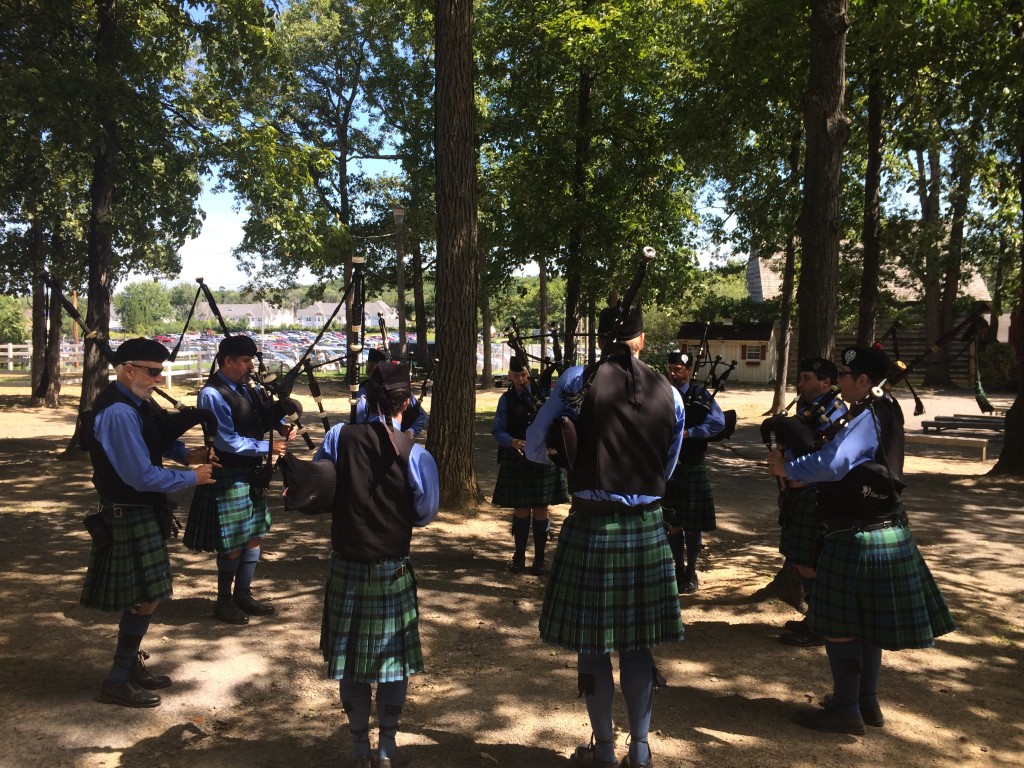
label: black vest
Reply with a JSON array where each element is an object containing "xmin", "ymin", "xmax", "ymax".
[
  {"xmin": 206, "ymin": 376, "xmax": 268, "ymax": 468},
  {"xmin": 679, "ymin": 383, "xmax": 711, "ymax": 464},
  {"xmin": 88, "ymin": 383, "xmax": 166, "ymax": 507},
  {"xmin": 331, "ymin": 423, "xmax": 416, "ymax": 561},
  {"xmin": 569, "ymin": 355, "xmax": 676, "ymax": 497},
  {"xmin": 503, "ymin": 387, "xmax": 537, "ymax": 440}
]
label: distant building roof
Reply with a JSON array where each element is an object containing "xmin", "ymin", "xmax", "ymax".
[{"xmin": 676, "ymin": 321, "xmax": 774, "ymax": 342}]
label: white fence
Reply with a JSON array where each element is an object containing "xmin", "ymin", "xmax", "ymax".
[{"xmin": 1, "ymin": 343, "xmax": 209, "ymax": 390}]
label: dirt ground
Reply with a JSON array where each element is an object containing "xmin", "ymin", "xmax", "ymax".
[{"xmin": 0, "ymin": 377, "xmax": 1021, "ymax": 768}]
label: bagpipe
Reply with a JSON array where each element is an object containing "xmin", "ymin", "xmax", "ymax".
[
  {"xmin": 503, "ymin": 317, "xmax": 550, "ymax": 405},
  {"xmin": 683, "ymin": 322, "xmax": 738, "ymax": 441},
  {"xmin": 545, "ymin": 246, "xmax": 656, "ymax": 470},
  {"xmin": 759, "ymin": 386, "xmax": 845, "ymax": 458},
  {"xmin": 41, "ymin": 272, "xmax": 219, "ymax": 453}
]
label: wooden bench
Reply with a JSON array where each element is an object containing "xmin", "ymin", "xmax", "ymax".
[
  {"xmin": 906, "ymin": 433, "xmax": 989, "ymax": 461},
  {"xmin": 921, "ymin": 415, "xmax": 1005, "ymax": 433}
]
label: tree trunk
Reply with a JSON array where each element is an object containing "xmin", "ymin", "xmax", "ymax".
[
  {"xmin": 30, "ymin": 222, "xmax": 47, "ymax": 407},
  {"xmin": 563, "ymin": 64, "xmax": 592, "ymax": 366},
  {"xmin": 539, "ymin": 255, "xmax": 548, "ymax": 361},
  {"xmin": 769, "ymin": 236, "xmax": 797, "ymax": 414},
  {"xmin": 45, "ymin": 275, "xmax": 63, "ymax": 407},
  {"xmin": 990, "ymin": 132, "xmax": 1024, "ymax": 475},
  {"xmin": 857, "ymin": 55, "xmax": 883, "ymax": 347},
  {"xmin": 411, "ymin": 240, "xmax": 430, "ymax": 367},
  {"xmin": 919, "ymin": 147, "xmax": 953, "ymax": 387},
  {"xmin": 65, "ymin": 0, "xmax": 118, "ymax": 457},
  {"xmin": 430, "ymin": 0, "xmax": 481, "ymax": 507},
  {"xmin": 480, "ymin": 280, "xmax": 493, "ymax": 390},
  {"xmin": 796, "ymin": 0, "xmax": 850, "ymax": 360}
]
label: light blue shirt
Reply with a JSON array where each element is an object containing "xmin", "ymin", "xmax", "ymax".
[
  {"xmin": 315, "ymin": 422, "xmax": 440, "ymax": 525},
  {"xmin": 785, "ymin": 407, "xmax": 878, "ymax": 485},
  {"xmin": 491, "ymin": 386, "xmax": 535, "ymax": 449},
  {"xmin": 198, "ymin": 372, "xmax": 271, "ymax": 456},
  {"xmin": 354, "ymin": 382, "xmax": 428, "ymax": 436},
  {"xmin": 525, "ymin": 362, "xmax": 686, "ymax": 506},
  {"xmin": 93, "ymin": 382, "xmax": 197, "ymax": 493}
]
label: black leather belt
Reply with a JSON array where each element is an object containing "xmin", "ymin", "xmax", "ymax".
[
  {"xmin": 824, "ymin": 518, "xmax": 897, "ymax": 533},
  {"xmin": 571, "ymin": 498, "xmax": 661, "ymax": 517}
]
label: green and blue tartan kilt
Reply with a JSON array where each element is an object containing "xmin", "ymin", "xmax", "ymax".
[
  {"xmin": 320, "ymin": 553, "xmax": 424, "ymax": 684},
  {"xmin": 539, "ymin": 504, "xmax": 685, "ymax": 654},
  {"xmin": 661, "ymin": 462, "xmax": 716, "ymax": 531},
  {"xmin": 184, "ymin": 466, "xmax": 271, "ymax": 554},
  {"xmin": 808, "ymin": 516, "xmax": 955, "ymax": 650},
  {"xmin": 491, "ymin": 451, "xmax": 568, "ymax": 508},
  {"xmin": 779, "ymin": 487, "xmax": 824, "ymax": 569},
  {"xmin": 80, "ymin": 500, "xmax": 173, "ymax": 612}
]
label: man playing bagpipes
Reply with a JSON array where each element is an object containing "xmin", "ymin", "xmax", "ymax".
[
  {"xmin": 661, "ymin": 351, "xmax": 726, "ymax": 594},
  {"xmin": 183, "ymin": 335, "xmax": 297, "ymax": 626},
  {"xmin": 525, "ymin": 303, "xmax": 685, "ymax": 768},
  {"xmin": 80, "ymin": 338, "xmax": 218, "ymax": 707},
  {"xmin": 767, "ymin": 346, "xmax": 955, "ymax": 735},
  {"xmin": 315, "ymin": 362, "xmax": 440, "ymax": 768},
  {"xmin": 352, "ymin": 348, "xmax": 428, "ymax": 438},
  {"xmin": 773, "ymin": 358, "xmax": 846, "ymax": 647},
  {"xmin": 490, "ymin": 356, "xmax": 568, "ymax": 575}
]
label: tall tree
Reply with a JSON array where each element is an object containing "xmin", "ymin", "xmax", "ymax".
[
  {"xmin": 796, "ymin": 0, "xmax": 850, "ymax": 360},
  {"xmin": 430, "ymin": 0, "xmax": 481, "ymax": 506}
]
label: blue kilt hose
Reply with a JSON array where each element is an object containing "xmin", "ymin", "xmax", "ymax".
[
  {"xmin": 321, "ymin": 553, "xmax": 424, "ymax": 684},
  {"xmin": 808, "ymin": 512, "xmax": 955, "ymax": 650},
  {"xmin": 80, "ymin": 500, "xmax": 173, "ymax": 612},
  {"xmin": 661, "ymin": 462, "xmax": 716, "ymax": 531},
  {"xmin": 491, "ymin": 450, "xmax": 568, "ymax": 508},
  {"xmin": 184, "ymin": 465, "xmax": 271, "ymax": 553},
  {"xmin": 539, "ymin": 504, "xmax": 684, "ymax": 654},
  {"xmin": 778, "ymin": 486, "xmax": 823, "ymax": 569}
]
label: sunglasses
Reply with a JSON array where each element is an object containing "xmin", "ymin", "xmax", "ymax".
[{"xmin": 126, "ymin": 362, "xmax": 164, "ymax": 378}]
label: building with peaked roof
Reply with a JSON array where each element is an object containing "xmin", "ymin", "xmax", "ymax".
[
  {"xmin": 296, "ymin": 299, "xmax": 398, "ymax": 329},
  {"xmin": 196, "ymin": 301, "xmax": 294, "ymax": 329},
  {"xmin": 676, "ymin": 321, "xmax": 778, "ymax": 384}
]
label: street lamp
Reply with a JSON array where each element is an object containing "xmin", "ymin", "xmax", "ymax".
[{"xmin": 392, "ymin": 205, "xmax": 408, "ymax": 358}]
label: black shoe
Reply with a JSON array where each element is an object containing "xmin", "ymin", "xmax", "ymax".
[
  {"xmin": 821, "ymin": 693, "xmax": 884, "ymax": 727},
  {"xmin": 234, "ymin": 594, "xmax": 275, "ymax": 616},
  {"xmin": 783, "ymin": 618, "xmax": 808, "ymax": 632},
  {"xmin": 530, "ymin": 558, "xmax": 547, "ymax": 576},
  {"xmin": 99, "ymin": 679, "xmax": 161, "ymax": 708},
  {"xmin": 792, "ymin": 706, "xmax": 865, "ymax": 735},
  {"xmin": 618, "ymin": 758, "xmax": 653, "ymax": 768},
  {"xmin": 571, "ymin": 743, "xmax": 618, "ymax": 767},
  {"xmin": 214, "ymin": 600, "xmax": 250, "ymax": 625},
  {"xmin": 680, "ymin": 574, "xmax": 698, "ymax": 594},
  {"xmin": 779, "ymin": 628, "xmax": 825, "ymax": 647},
  {"xmin": 508, "ymin": 554, "xmax": 526, "ymax": 574},
  {"xmin": 132, "ymin": 650, "xmax": 171, "ymax": 690}
]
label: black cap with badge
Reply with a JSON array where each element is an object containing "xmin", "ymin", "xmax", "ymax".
[
  {"xmin": 840, "ymin": 346, "xmax": 890, "ymax": 382},
  {"xmin": 114, "ymin": 338, "xmax": 169, "ymax": 365}
]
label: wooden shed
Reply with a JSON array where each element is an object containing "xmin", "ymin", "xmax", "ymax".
[{"xmin": 676, "ymin": 321, "xmax": 778, "ymax": 385}]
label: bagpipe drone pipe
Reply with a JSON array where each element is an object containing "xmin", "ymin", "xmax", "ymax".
[
  {"xmin": 684, "ymin": 354, "xmax": 739, "ymax": 442},
  {"xmin": 545, "ymin": 246, "xmax": 656, "ymax": 471},
  {"xmin": 42, "ymin": 272, "xmax": 219, "ymax": 453}
]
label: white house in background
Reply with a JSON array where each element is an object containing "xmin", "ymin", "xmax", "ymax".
[
  {"xmin": 296, "ymin": 299, "xmax": 398, "ymax": 329},
  {"xmin": 676, "ymin": 321, "xmax": 778, "ymax": 385},
  {"xmin": 196, "ymin": 301, "xmax": 294, "ymax": 329}
]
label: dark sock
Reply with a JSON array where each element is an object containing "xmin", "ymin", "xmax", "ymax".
[
  {"xmin": 824, "ymin": 639, "xmax": 863, "ymax": 718},
  {"xmin": 511, "ymin": 516, "xmax": 530, "ymax": 557},
  {"xmin": 532, "ymin": 518, "xmax": 549, "ymax": 561},
  {"xmin": 234, "ymin": 546, "xmax": 261, "ymax": 599},
  {"xmin": 683, "ymin": 531, "xmax": 702, "ymax": 576},
  {"xmin": 620, "ymin": 649, "xmax": 654, "ymax": 765},
  {"xmin": 860, "ymin": 639, "xmax": 882, "ymax": 708},
  {"xmin": 376, "ymin": 678, "xmax": 409, "ymax": 760},
  {"xmin": 340, "ymin": 679, "xmax": 372, "ymax": 758},
  {"xmin": 577, "ymin": 653, "xmax": 615, "ymax": 764},
  {"xmin": 217, "ymin": 553, "xmax": 240, "ymax": 602},
  {"xmin": 666, "ymin": 531, "xmax": 685, "ymax": 575},
  {"xmin": 108, "ymin": 611, "xmax": 152, "ymax": 683},
  {"xmin": 799, "ymin": 576, "xmax": 817, "ymax": 631}
]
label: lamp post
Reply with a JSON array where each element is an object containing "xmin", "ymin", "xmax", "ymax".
[{"xmin": 392, "ymin": 205, "xmax": 408, "ymax": 358}]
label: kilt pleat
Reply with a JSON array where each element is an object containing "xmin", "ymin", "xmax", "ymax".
[
  {"xmin": 80, "ymin": 501, "xmax": 172, "ymax": 612},
  {"xmin": 491, "ymin": 453, "xmax": 568, "ymax": 508},
  {"xmin": 778, "ymin": 487, "xmax": 823, "ymax": 568},
  {"xmin": 808, "ymin": 518, "xmax": 955, "ymax": 650},
  {"xmin": 539, "ymin": 505, "xmax": 684, "ymax": 654},
  {"xmin": 661, "ymin": 463, "xmax": 716, "ymax": 531},
  {"xmin": 320, "ymin": 554, "xmax": 424, "ymax": 684},
  {"xmin": 184, "ymin": 466, "xmax": 271, "ymax": 553}
]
